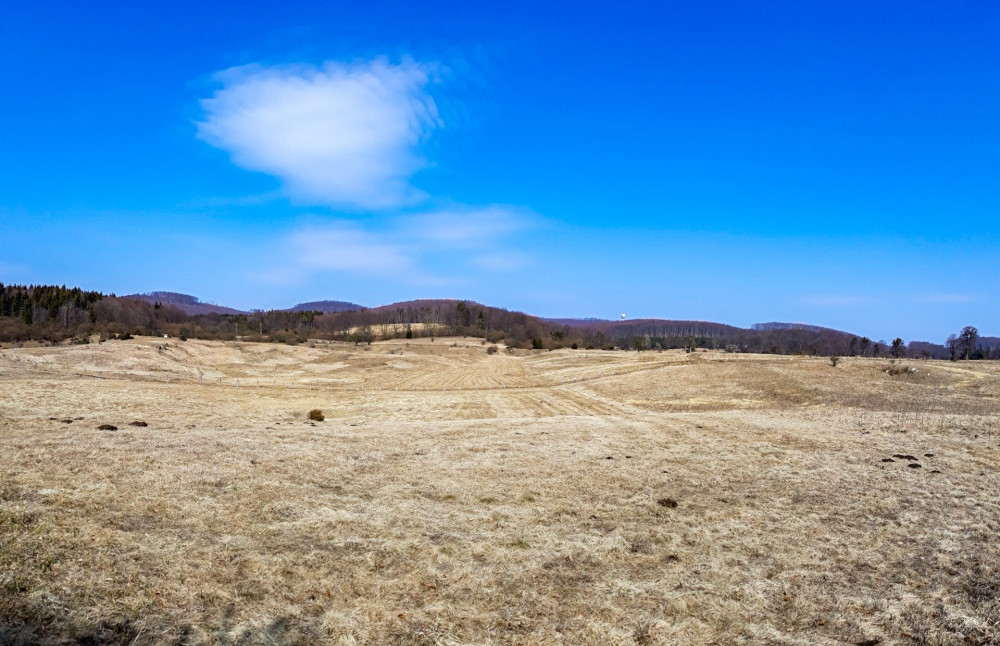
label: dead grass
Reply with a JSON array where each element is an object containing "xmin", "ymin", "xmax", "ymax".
[{"xmin": 1, "ymin": 340, "xmax": 999, "ymax": 644}]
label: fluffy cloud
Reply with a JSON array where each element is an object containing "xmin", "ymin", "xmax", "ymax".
[
  {"xmin": 197, "ymin": 58, "xmax": 441, "ymax": 210},
  {"xmin": 197, "ymin": 58, "xmax": 539, "ymax": 284}
]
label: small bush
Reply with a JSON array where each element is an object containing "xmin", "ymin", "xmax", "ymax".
[
  {"xmin": 308, "ymin": 409, "xmax": 325, "ymax": 422},
  {"xmin": 487, "ymin": 345, "xmax": 498, "ymax": 355},
  {"xmin": 830, "ymin": 356, "xmax": 840, "ymax": 367},
  {"xmin": 571, "ymin": 342, "xmax": 579, "ymax": 349},
  {"xmin": 885, "ymin": 362, "xmax": 916, "ymax": 376}
]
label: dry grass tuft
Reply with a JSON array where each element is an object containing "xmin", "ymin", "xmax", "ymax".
[
  {"xmin": 308, "ymin": 408, "xmax": 325, "ymax": 421},
  {"xmin": 885, "ymin": 361, "xmax": 916, "ymax": 376}
]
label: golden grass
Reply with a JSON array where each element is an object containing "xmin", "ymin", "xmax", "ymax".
[{"xmin": 1, "ymin": 338, "xmax": 999, "ymax": 644}]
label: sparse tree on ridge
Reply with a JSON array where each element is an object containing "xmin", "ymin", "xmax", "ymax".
[
  {"xmin": 891, "ymin": 337, "xmax": 904, "ymax": 359},
  {"xmin": 947, "ymin": 334, "xmax": 959, "ymax": 361},
  {"xmin": 960, "ymin": 326, "xmax": 979, "ymax": 360}
]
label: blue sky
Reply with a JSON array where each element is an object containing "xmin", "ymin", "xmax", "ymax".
[{"xmin": 1, "ymin": 1, "xmax": 997, "ymax": 342}]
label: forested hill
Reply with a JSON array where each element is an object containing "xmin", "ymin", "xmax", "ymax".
[
  {"xmin": 122, "ymin": 291, "xmax": 244, "ymax": 315},
  {"xmin": 0, "ymin": 284, "xmax": 103, "ymax": 327},
  {"xmin": 0, "ymin": 283, "xmax": 994, "ymax": 359},
  {"xmin": 288, "ymin": 300, "xmax": 363, "ymax": 313}
]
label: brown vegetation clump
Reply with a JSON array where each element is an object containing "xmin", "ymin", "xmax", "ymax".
[
  {"xmin": 308, "ymin": 408, "xmax": 324, "ymax": 421},
  {"xmin": 96, "ymin": 423, "xmax": 117, "ymax": 431},
  {"xmin": 885, "ymin": 362, "xmax": 916, "ymax": 376}
]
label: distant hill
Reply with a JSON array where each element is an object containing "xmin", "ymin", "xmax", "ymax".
[
  {"xmin": 9, "ymin": 282, "xmax": 996, "ymax": 359},
  {"xmin": 980, "ymin": 336, "xmax": 1000, "ymax": 351},
  {"xmin": 908, "ymin": 341, "xmax": 948, "ymax": 359},
  {"xmin": 288, "ymin": 300, "xmax": 363, "ymax": 313},
  {"xmin": 570, "ymin": 318, "xmax": 745, "ymax": 337},
  {"xmin": 123, "ymin": 291, "xmax": 244, "ymax": 315},
  {"xmin": 752, "ymin": 322, "xmax": 848, "ymax": 334},
  {"xmin": 368, "ymin": 298, "xmax": 466, "ymax": 312},
  {"xmin": 544, "ymin": 317, "xmax": 611, "ymax": 326}
]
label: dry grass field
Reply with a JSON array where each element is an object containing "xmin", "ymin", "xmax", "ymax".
[{"xmin": 1, "ymin": 337, "xmax": 999, "ymax": 645}]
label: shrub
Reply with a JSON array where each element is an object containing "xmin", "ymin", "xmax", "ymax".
[
  {"xmin": 571, "ymin": 342, "xmax": 579, "ymax": 349},
  {"xmin": 830, "ymin": 356, "xmax": 840, "ymax": 367},
  {"xmin": 885, "ymin": 362, "xmax": 915, "ymax": 377},
  {"xmin": 487, "ymin": 345, "xmax": 498, "ymax": 355},
  {"xmin": 308, "ymin": 409, "xmax": 325, "ymax": 421},
  {"xmin": 531, "ymin": 337, "xmax": 544, "ymax": 350}
]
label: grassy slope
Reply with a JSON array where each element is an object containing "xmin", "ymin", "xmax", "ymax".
[{"xmin": 1, "ymin": 339, "xmax": 998, "ymax": 645}]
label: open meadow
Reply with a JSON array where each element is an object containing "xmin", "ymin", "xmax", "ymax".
[{"xmin": 1, "ymin": 337, "xmax": 998, "ymax": 645}]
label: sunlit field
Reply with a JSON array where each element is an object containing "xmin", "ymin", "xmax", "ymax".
[{"xmin": 2, "ymin": 337, "xmax": 998, "ymax": 645}]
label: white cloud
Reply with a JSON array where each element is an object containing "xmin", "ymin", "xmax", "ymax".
[
  {"xmin": 473, "ymin": 251, "xmax": 532, "ymax": 272},
  {"xmin": 197, "ymin": 57, "xmax": 540, "ymax": 284},
  {"xmin": 261, "ymin": 206, "xmax": 536, "ymax": 284},
  {"xmin": 197, "ymin": 58, "xmax": 441, "ymax": 210},
  {"xmin": 402, "ymin": 205, "xmax": 535, "ymax": 248},
  {"xmin": 288, "ymin": 223, "xmax": 412, "ymax": 273}
]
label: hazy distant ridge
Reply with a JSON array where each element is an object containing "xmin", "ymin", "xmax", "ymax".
[
  {"xmin": 104, "ymin": 289, "xmax": 994, "ymax": 358},
  {"xmin": 123, "ymin": 291, "xmax": 245, "ymax": 315},
  {"xmin": 288, "ymin": 300, "xmax": 363, "ymax": 313}
]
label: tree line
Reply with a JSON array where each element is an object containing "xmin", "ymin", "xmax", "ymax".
[{"xmin": 0, "ymin": 283, "xmax": 993, "ymax": 360}]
